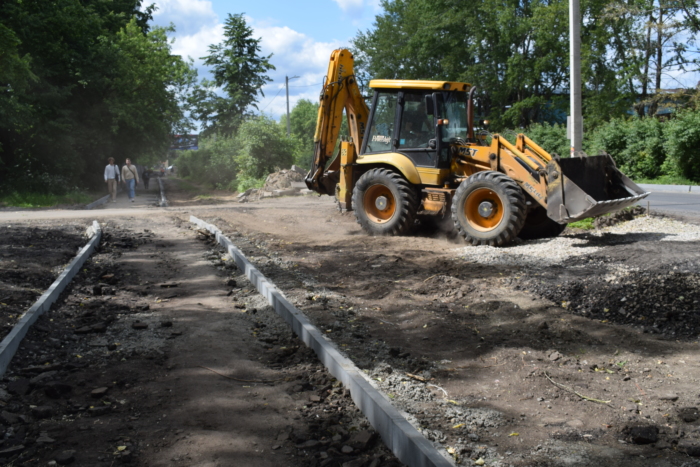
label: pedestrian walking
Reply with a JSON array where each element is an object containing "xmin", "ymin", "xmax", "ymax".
[
  {"xmin": 104, "ymin": 157, "xmax": 120, "ymax": 202},
  {"xmin": 121, "ymin": 158, "xmax": 139, "ymax": 202},
  {"xmin": 143, "ymin": 169, "xmax": 151, "ymax": 190}
]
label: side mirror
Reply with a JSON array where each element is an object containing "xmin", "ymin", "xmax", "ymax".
[{"xmin": 424, "ymin": 95, "xmax": 434, "ymax": 116}]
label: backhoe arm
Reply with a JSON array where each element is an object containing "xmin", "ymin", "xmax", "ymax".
[{"xmin": 305, "ymin": 49, "xmax": 370, "ymax": 195}]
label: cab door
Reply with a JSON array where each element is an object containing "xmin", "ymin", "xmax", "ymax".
[{"xmin": 395, "ymin": 91, "xmax": 439, "ymax": 168}]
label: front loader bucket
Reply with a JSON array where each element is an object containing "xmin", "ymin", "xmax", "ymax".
[{"xmin": 546, "ymin": 154, "xmax": 650, "ymax": 223}]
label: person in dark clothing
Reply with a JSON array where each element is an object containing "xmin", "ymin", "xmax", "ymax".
[{"xmin": 143, "ymin": 169, "xmax": 151, "ymax": 189}]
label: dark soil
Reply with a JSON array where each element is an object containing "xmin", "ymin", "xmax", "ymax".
[
  {"xmin": 0, "ymin": 223, "xmax": 90, "ymax": 340},
  {"xmin": 2, "ymin": 183, "xmax": 700, "ymax": 467},
  {"xmin": 0, "ymin": 217, "xmax": 401, "ymax": 466},
  {"xmin": 195, "ymin": 195, "xmax": 700, "ymax": 466}
]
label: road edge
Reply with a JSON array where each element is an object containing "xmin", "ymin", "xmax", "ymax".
[
  {"xmin": 190, "ymin": 215, "xmax": 454, "ymax": 467},
  {"xmin": 638, "ymin": 183, "xmax": 700, "ymax": 194},
  {"xmin": 0, "ymin": 220, "xmax": 102, "ymax": 376}
]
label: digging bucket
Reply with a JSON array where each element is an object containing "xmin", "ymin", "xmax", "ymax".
[{"xmin": 545, "ymin": 153, "xmax": 650, "ymax": 223}]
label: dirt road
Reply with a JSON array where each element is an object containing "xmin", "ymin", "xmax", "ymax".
[{"xmin": 1, "ymin": 178, "xmax": 700, "ymax": 466}]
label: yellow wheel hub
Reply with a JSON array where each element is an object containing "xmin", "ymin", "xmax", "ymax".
[
  {"xmin": 464, "ymin": 188, "xmax": 504, "ymax": 231},
  {"xmin": 364, "ymin": 184, "xmax": 396, "ymax": 223}
]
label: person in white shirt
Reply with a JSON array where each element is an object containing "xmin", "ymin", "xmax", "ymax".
[{"xmin": 104, "ymin": 157, "xmax": 120, "ymax": 202}]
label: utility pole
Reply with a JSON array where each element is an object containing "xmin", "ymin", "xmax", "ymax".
[
  {"xmin": 569, "ymin": 0, "xmax": 583, "ymax": 155},
  {"xmin": 285, "ymin": 75, "xmax": 299, "ymax": 136}
]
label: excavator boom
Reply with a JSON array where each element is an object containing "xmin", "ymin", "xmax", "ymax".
[{"xmin": 305, "ymin": 49, "xmax": 369, "ymax": 195}]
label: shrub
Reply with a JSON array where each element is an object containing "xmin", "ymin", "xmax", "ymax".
[
  {"xmin": 524, "ymin": 122, "xmax": 570, "ymax": 157},
  {"xmin": 586, "ymin": 117, "xmax": 666, "ymax": 179},
  {"xmin": 663, "ymin": 109, "xmax": 700, "ymax": 182},
  {"xmin": 234, "ymin": 115, "xmax": 295, "ymax": 179}
]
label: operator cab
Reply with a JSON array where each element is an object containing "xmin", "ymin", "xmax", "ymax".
[{"xmin": 361, "ymin": 80, "xmax": 471, "ymax": 170}]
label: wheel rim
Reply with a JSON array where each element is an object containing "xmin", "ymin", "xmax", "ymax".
[
  {"xmin": 464, "ymin": 188, "xmax": 504, "ymax": 231},
  {"xmin": 363, "ymin": 184, "xmax": 396, "ymax": 223}
]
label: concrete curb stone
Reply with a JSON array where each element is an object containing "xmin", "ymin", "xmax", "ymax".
[
  {"xmin": 158, "ymin": 177, "xmax": 168, "ymax": 207},
  {"xmin": 189, "ymin": 215, "xmax": 454, "ymax": 467},
  {"xmin": 638, "ymin": 184, "xmax": 700, "ymax": 194},
  {"xmin": 0, "ymin": 221, "xmax": 102, "ymax": 377}
]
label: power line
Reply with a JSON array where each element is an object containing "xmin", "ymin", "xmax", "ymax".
[
  {"xmin": 289, "ymin": 83, "xmax": 322, "ymax": 88},
  {"xmin": 259, "ymin": 88, "xmax": 285, "ymax": 112}
]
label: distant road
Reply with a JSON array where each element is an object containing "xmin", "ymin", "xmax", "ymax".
[{"xmin": 637, "ymin": 184, "xmax": 700, "ymax": 218}]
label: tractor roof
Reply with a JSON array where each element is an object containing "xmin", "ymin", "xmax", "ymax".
[{"xmin": 369, "ymin": 80, "xmax": 471, "ymax": 91}]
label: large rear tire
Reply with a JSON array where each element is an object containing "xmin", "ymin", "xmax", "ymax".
[
  {"xmin": 518, "ymin": 206, "xmax": 566, "ymax": 240},
  {"xmin": 451, "ymin": 171, "xmax": 527, "ymax": 246},
  {"xmin": 352, "ymin": 168, "xmax": 419, "ymax": 236}
]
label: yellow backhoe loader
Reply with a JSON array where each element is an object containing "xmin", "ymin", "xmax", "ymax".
[{"xmin": 305, "ymin": 49, "xmax": 649, "ymax": 246}]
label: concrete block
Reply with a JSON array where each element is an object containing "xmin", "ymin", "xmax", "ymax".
[{"xmin": 273, "ymin": 189, "xmax": 299, "ymax": 197}]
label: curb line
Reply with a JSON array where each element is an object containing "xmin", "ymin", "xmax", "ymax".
[
  {"xmin": 158, "ymin": 177, "xmax": 168, "ymax": 207},
  {"xmin": 638, "ymin": 184, "xmax": 700, "ymax": 194},
  {"xmin": 86, "ymin": 194, "xmax": 111, "ymax": 210},
  {"xmin": 86, "ymin": 187, "xmax": 123, "ymax": 210},
  {"xmin": 190, "ymin": 216, "xmax": 453, "ymax": 467},
  {"xmin": 0, "ymin": 221, "xmax": 102, "ymax": 377}
]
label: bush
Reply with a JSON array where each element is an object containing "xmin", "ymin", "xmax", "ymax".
[
  {"xmin": 586, "ymin": 117, "xmax": 666, "ymax": 179},
  {"xmin": 663, "ymin": 109, "xmax": 700, "ymax": 182},
  {"xmin": 524, "ymin": 122, "xmax": 570, "ymax": 157},
  {"xmin": 234, "ymin": 115, "xmax": 295, "ymax": 179}
]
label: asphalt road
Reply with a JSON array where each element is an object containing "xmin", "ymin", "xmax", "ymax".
[{"xmin": 637, "ymin": 191, "xmax": 700, "ymax": 218}]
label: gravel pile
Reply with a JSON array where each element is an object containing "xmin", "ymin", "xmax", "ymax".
[{"xmin": 456, "ymin": 215, "xmax": 700, "ymax": 267}]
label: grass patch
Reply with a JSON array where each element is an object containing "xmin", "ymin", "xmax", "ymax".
[
  {"xmin": 0, "ymin": 191, "xmax": 92, "ymax": 208},
  {"xmin": 635, "ymin": 175, "xmax": 696, "ymax": 185},
  {"xmin": 567, "ymin": 217, "xmax": 595, "ymax": 230},
  {"xmin": 173, "ymin": 178, "xmax": 202, "ymax": 193}
]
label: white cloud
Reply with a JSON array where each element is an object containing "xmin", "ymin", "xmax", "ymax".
[
  {"xmin": 150, "ymin": 0, "xmax": 218, "ymax": 36},
  {"xmin": 251, "ymin": 23, "xmax": 350, "ymax": 118},
  {"xmin": 152, "ymin": 0, "xmax": 215, "ymax": 18},
  {"xmin": 332, "ymin": 0, "xmax": 365, "ymax": 17},
  {"xmin": 171, "ymin": 23, "xmax": 224, "ymax": 65}
]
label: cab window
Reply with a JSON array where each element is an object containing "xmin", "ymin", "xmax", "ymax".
[
  {"xmin": 398, "ymin": 93, "xmax": 434, "ymax": 149},
  {"xmin": 365, "ymin": 92, "xmax": 397, "ymax": 153},
  {"xmin": 437, "ymin": 91, "xmax": 468, "ymax": 143}
]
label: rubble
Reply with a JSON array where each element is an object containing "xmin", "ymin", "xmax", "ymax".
[{"xmin": 237, "ymin": 167, "xmax": 313, "ymax": 203}]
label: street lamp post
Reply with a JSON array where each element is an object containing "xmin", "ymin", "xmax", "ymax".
[
  {"xmin": 569, "ymin": 0, "xmax": 583, "ymax": 154},
  {"xmin": 286, "ymin": 75, "xmax": 299, "ymax": 136}
]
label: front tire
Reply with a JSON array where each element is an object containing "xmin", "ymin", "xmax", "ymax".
[
  {"xmin": 352, "ymin": 168, "xmax": 418, "ymax": 236},
  {"xmin": 451, "ymin": 171, "xmax": 527, "ymax": 246}
]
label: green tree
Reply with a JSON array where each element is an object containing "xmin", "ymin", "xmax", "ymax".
[
  {"xmin": 108, "ymin": 20, "xmax": 198, "ymax": 166},
  {"xmin": 235, "ymin": 115, "xmax": 295, "ymax": 181},
  {"xmin": 0, "ymin": 0, "xmax": 192, "ymax": 194},
  {"xmin": 281, "ymin": 99, "xmax": 319, "ymax": 168},
  {"xmin": 195, "ymin": 13, "xmax": 275, "ymax": 136}
]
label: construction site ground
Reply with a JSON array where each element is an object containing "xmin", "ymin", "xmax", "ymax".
[{"xmin": 0, "ymin": 176, "xmax": 699, "ymax": 467}]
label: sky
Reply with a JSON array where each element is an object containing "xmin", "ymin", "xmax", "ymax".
[{"xmin": 149, "ymin": 0, "xmax": 381, "ymax": 123}]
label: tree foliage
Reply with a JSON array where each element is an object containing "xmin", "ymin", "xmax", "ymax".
[
  {"xmin": 352, "ymin": 0, "xmax": 699, "ymax": 130},
  {"xmin": 280, "ymin": 99, "xmax": 319, "ymax": 168},
  {"xmin": 0, "ymin": 0, "xmax": 195, "ymax": 194},
  {"xmin": 194, "ymin": 14, "xmax": 275, "ymax": 137}
]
